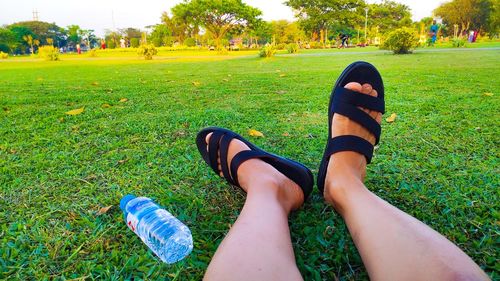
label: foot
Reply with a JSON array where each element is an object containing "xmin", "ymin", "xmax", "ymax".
[
  {"xmin": 324, "ymin": 82, "xmax": 382, "ymax": 206},
  {"xmin": 204, "ymin": 134, "xmax": 304, "ymax": 212}
]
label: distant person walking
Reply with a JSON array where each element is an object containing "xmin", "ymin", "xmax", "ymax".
[
  {"xmin": 101, "ymin": 39, "xmax": 106, "ymax": 50},
  {"xmin": 430, "ymin": 20, "xmax": 439, "ymax": 44},
  {"xmin": 76, "ymin": 44, "xmax": 81, "ymax": 54},
  {"xmin": 120, "ymin": 38, "xmax": 126, "ymax": 48},
  {"xmin": 468, "ymin": 31, "xmax": 475, "ymax": 43},
  {"xmin": 339, "ymin": 33, "xmax": 349, "ymax": 48}
]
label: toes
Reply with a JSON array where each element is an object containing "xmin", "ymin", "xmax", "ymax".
[
  {"xmin": 205, "ymin": 132, "xmax": 213, "ymax": 145},
  {"xmin": 344, "ymin": 82, "xmax": 363, "ymax": 93},
  {"xmin": 361, "ymin": 83, "xmax": 373, "ymax": 95}
]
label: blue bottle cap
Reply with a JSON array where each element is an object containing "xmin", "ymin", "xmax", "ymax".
[{"xmin": 120, "ymin": 194, "xmax": 136, "ymax": 211}]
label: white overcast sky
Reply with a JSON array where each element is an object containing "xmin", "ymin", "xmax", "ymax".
[{"xmin": 0, "ymin": 0, "xmax": 445, "ymax": 36}]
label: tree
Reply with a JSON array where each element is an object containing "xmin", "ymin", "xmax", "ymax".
[
  {"xmin": 78, "ymin": 29, "xmax": 98, "ymax": 48},
  {"xmin": 0, "ymin": 28, "xmax": 17, "ymax": 53},
  {"xmin": 7, "ymin": 25, "xmax": 33, "ymax": 54},
  {"xmin": 104, "ymin": 30, "xmax": 121, "ymax": 48},
  {"xmin": 121, "ymin": 27, "xmax": 142, "ymax": 39},
  {"xmin": 171, "ymin": 0, "xmax": 262, "ymax": 49},
  {"xmin": 7, "ymin": 21, "xmax": 66, "ymax": 46},
  {"xmin": 367, "ymin": 0, "xmax": 412, "ymax": 33},
  {"xmin": 23, "ymin": 35, "xmax": 35, "ymax": 54},
  {"xmin": 285, "ymin": 0, "xmax": 364, "ymax": 45},
  {"xmin": 250, "ymin": 21, "xmax": 273, "ymax": 45},
  {"xmin": 269, "ymin": 20, "xmax": 305, "ymax": 44},
  {"xmin": 434, "ymin": 0, "xmax": 495, "ymax": 36},
  {"xmin": 149, "ymin": 24, "xmax": 172, "ymax": 47},
  {"xmin": 161, "ymin": 13, "xmax": 190, "ymax": 44},
  {"xmin": 67, "ymin": 25, "xmax": 81, "ymax": 46}
]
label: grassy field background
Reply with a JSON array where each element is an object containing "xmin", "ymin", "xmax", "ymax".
[{"xmin": 1, "ymin": 46, "xmax": 499, "ymax": 280}]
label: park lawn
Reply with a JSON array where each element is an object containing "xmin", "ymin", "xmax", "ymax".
[{"xmin": 0, "ymin": 47, "xmax": 498, "ymax": 280}]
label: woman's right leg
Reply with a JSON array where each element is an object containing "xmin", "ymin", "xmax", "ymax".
[{"xmin": 324, "ymin": 82, "xmax": 489, "ymax": 281}]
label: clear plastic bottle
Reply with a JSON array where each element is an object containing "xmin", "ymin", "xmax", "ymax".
[{"xmin": 120, "ymin": 194, "xmax": 193, "ymax": 264}]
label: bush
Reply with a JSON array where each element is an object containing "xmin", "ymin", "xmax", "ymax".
[
  {"xmin": 276, "ymin": 43, "xmax": 286, "ymax": 50},
  {"xmin": 184, "ymin": 38, "xmax": 196, "ymax": 47},
  {"xmin": 309, "ymin": 41, "xmax": 323, "ymax": 49},
  {"xmin": 452, "ymin": 38, "xmax": 466, "ymax": 48},
  {"xmin": 381, "ymin": 27, "xmax": 419, "ymax": 54},
  {"xmin": 286, "ymin": 43, "xmax": 299, "ymax": 54},
  {"xmin": 38, "ymin": 45, "xmax": 60, "ymax": 61},
  {"xmin": 107, "ymin": 41, "xmax": 116, "ymax": 49},
  {"xmin": 0, "ymin": 51, "xmax": 8, "ymax": 59},
  {"xmin": 259, "ymin": 44, "xmax": 276, "ymax": 58},
  {"xmin": 88, "ymin": 48, "xmax": 98, "ymax": 57},
  {"xmin": 137, "ymin": 44, "xmax": 157, "ymax": 60},
  {"xmin": 130, "ymin": 38, "xmax": 140, "ymax": 48}
]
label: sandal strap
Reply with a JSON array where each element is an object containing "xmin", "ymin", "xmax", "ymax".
[
  {"xmin": 219, "ymin": 132, "xmax": 236, "ymax": 185},
  {"xmin": 332, "ymin": 88, "xmax": 382, "ymax": 144},
  {"xmin": 208, "ymin": 130, "xmax": 224, "ymax": 173},
  {"xmin": 326, "ymin": 135, "xmax": 374, "ymax": 164},
  {"xmin": 230, "ymin": 150, "xmax": 269, "ymax": 187},
  {"xmin": 333, "ymin": 87, "xmax": 385, "ymax": 113}
]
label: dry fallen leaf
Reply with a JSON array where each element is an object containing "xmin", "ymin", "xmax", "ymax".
[
  {"xmin": 282, "ymin": 132, "xmax": 290, "ymax": 137},
  {"xmin": 119, "ymin": 98, "xmax": 128, "ymax": 103},
  {"xmin": 101, "ymin": 103, "xmax": 111, "ymax": 108},
  {"xmin": 483, "ymin": 92, "xmax": 493, "ymax": 97},
  {"xmin": 279, "ymin": 74, "xmax": 287, "ymax": 77},
  {"xmin": 192, "ymin": 81, "xmax": 201, "ymax": 86},
  {"xmin": 98, "ymin": 205, "xmax": 113, "ymax": 215},
  {"xmin": 276, "ymin": 90, "xmax": 287, "ymax": 95},
  {"xmin": 65, "ymin": 107, "xmax": 85, "ymax": 116},
  {"xmin": 58, "ymin": 117, "xmax": 65, "ymax": 123},
  {"xmin": 222, "ymin": 78, "xmax": 229, "ymax": 82},
  {"xmin": 248, "ymin": 129, "xmax": 264, "ymax": 137},
  {"xmin": 386, "ymin": 113, "xmax": 397, "ymax": 123},
  {"xmin": 91, "ymin": 81, "xmax": 99, "ymax": 86},
  {"xmin": 118, "ymin": 159, "xmax": 129, "ymax": 164}
]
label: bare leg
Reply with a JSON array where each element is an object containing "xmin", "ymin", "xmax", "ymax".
[
  {"xmin": 203, "ymin": 135, "xmax": 304, "ymax": 281},
  {"xmin": 324, "ymin": 82, "xmax": 490, "ymax": 281}
]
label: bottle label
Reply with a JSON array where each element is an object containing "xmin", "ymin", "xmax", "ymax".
[{"xmin": 126, "ymin": 213, "xmax": 139, "ymax": 233}]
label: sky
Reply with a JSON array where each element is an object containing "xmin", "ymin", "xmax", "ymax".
[{"xmin": 0, "ymin": 0, "xmax": 445, "ymax": 37}]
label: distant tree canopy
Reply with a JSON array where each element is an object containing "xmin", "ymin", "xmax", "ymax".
[
  {"xmin": 149, "ymin": 24, "xmax": 173, "ymax": 47},
  {"xmin": 171, "ymin": 0, "xmax": 262, "ymax": 48},
  {"xmin": 286, "ymin": 0, "xmax": 364, "ymax": 43},
  {"xmin": 434, "ymin": 0, "xmax": 498, "ymax": 36},
  {"xmin": 121, "ymin": 27, "xmax": 142, "ymax": 39},
  {"xmin": 7, "ymin": 21, "xmax": 66, "ymax": 46},
  {"xmin": 0, "ymin": 28, "xmax": 17, "ymax": 53},
  {"xmin": 286, "ymin": 0, "xmax": 413, "ymax": 42},
  {"xmin": 368, "ymin": 0, "xmax": 412, "ymax": 31}
]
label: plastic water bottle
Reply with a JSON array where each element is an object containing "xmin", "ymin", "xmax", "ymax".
[{"xmin": 120, "ymin": 194, "xmax": 193, "ymax": 264}]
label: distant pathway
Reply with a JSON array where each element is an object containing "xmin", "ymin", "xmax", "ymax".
[{"xmin": 278, "ymin": 47, "xmax": 500, "ymax": 58}]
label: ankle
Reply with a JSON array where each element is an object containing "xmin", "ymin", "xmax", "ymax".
[{"xmin": 324, "ymin": 156, "xmax": 368, "ymax": 213}]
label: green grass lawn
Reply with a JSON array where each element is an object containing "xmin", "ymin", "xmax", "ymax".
[{"xmin": 1, "ymin": 47, "xmax": 499, "ymax": 280}]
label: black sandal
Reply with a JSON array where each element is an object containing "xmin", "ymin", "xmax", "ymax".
[
  {"xmin": 196, "ymin": 127, "xmax": 313, "ymax": 200},
  {"xmin": 317, "ymin": 61, "xmax": 385, "ymax": 194}
]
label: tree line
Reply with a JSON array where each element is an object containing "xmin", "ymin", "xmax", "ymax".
[{"xmin": 0, "ymin": 0, "xmax": 497, "ymax": 54}]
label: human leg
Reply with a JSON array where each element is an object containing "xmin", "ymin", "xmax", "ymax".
[
  {"xmin": 324, "ymin": 81, "xmax": 489, "ymax": 281},
  {"xmin": 201, "ymin": 133, "xmax": 305, "ymax": 281}
]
